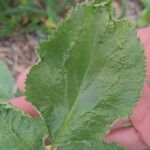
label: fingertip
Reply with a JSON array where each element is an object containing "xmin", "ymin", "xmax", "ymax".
[
  {"xmin": 105, "ymin": 127, "xmax": 147, "ymax": 150},
  {"xmin": 9, "ymin": 96, "xmax": 39, "ymax": 117},
  {"xmin": 110, "ymin": 118, "xmax": 131, "ymax": 130},
  {"xmin": 137, "ymin": 27, "xmax": 150, "ymax": 42},
  {"xmin": 17, "ymin": 68, "xmax": 30, "ymax": 92}
]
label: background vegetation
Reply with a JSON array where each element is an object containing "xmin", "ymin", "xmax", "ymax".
[
  {"xmin": 0, "ymin": 0, "xmax": 77, "ymax": 37},
  {"xmin": 0, "ymin": 0, "xmax": 149, "ymax": 37}
]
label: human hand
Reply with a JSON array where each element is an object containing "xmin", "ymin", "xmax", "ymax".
[
  {"xmin": 9, "ymin": 27, "xmax": 150, "ymax": 150},
  {"xmin": 106, "ymin": 27, "xmax": 150, "ymax": 150}
]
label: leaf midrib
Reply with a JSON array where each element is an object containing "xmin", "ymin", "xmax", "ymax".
[{"xmin": 53, "ymin": 12, "xmax": 104, "ymax": 145}]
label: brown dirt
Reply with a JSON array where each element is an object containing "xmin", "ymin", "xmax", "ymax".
[{"xmin": 0, "ymin": 33, "xmax": 38, "ymax": 79}]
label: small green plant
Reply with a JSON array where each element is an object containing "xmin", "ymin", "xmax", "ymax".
[
  {"xmin": 0, "ymin": 0, "xmax": 77, "ymax": 37},
  {"xmin": 0, "ymin": 0, "xmax": 145, "ymax": 149},
  {"xmin": 138, "ymin": 0, "xmax": 150, "ymax": 27}
]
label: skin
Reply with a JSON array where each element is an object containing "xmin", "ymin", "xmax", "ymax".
[{"xmin": 9, "ymin": 26, "xmax": 150, "ymax": 150}]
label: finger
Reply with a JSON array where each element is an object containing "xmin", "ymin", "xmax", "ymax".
[
  {"xmin": 138, "ymin": 27, "xmax": 150, "ymax": 82},
  {"xmin": 17, "ymin": 68, "xmax": 30, "ymax": 92},
  {"xmin": 130, "ymin": 82, "xmax": 150, "ymax": 146},
  {"xmin": 9, "ymin": 96, "xmax": 39, "ymax": 117},
  {"xmin": 106, "ymin": 27, "xmax": 150, "ymax": 149},
  {"xmin": 129, "ymin": 27, "xmax": 150, "ymax": 146},
  {"xmin": 138, "ymin": 27, "xmax": 150, "ymax": 53},
  {"xmin": 105, "ymin": 127, "xmax": 148, "ymax": 150},
  {"xmin": 110, "ymin": 118, "xmax": 131, "ymax": 130}
]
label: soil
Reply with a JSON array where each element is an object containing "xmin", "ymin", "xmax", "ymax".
[{"xmin": 0, "ymin": 33, "xmax": 38, "ymax": 78}]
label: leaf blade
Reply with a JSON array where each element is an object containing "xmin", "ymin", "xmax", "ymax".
[
  {"xmin": 0, "ymin": 103, "xmax": 47, "ymax": 150},
  {"xmin": 0, "ymin": 60, "xmax": 14, "ymax": 100},
  {"xmin": 26, "ymin": 1, "xmax": 145, "ymax": 149}
]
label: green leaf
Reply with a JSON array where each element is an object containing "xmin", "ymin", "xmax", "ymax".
[
  {"xmin": 0, "ymin": 102, "xmax": 47, "ymax": 150},
  {"xmin": 26, "ymin": 0, "xmax": 145, "ymax": 149},
  {"xmin": 87, "ymin": 0, "xmax": 111, "ymax": 6},
  {"xmin": 139, "ymin": 0, "xmax": 150, "ymax": 8},
  {"xmin": 55, "ymin": 141, "xmax": 124, "ymax": 150},
  {"xmin": 0, "ymin": 60, "xmax": 14, "ymax": 100},
  {"xmin": 95, "ymin": 0, "xmax": 110, "ymax": 3},
  {"xmin": 137, "ymin": 8, "xmax": 150, "ymax": 27},
  {"xmin": 70, "ymin": 0, "xmax": 77, "ymax": 7}
]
